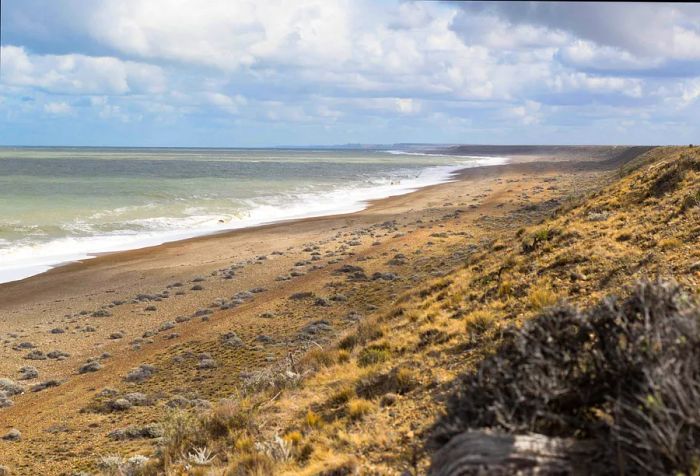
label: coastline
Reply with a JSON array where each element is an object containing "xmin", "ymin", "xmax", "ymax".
[
  {"xmin": 0, "ymin": 147, "xmax": 652, "ymax": 473},
  {"xmin": 0, "ymin": 155, "xmax": 510, "ymax": 285}
]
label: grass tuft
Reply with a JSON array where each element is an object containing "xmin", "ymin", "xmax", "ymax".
[
  {"xmin": 528, "ymin": 285, "xmax": 559, "ymax": 311},
  {"xmin": 347, "ymin": 398, "xmax": 375, "ymax": 420}
]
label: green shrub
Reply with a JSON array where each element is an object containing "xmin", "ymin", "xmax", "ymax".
[{"xmin": 357, "ymin": 344, "xmax": 391, "ymax": 367}]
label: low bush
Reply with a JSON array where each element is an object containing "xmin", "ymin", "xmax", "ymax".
[
  {"xmin": 329, "ymin": 386, "xmax": 355, "ymax": 406},
  {"xmin": 305, "ymin": 410, "xmax": 323, "ymax": 429},
  {"xmin": 357, "ymin": 344, "xmax": 391, "ymax": 367},
  {"xmin": 161, "ymin": 410, "xmax": 207, "ymax": 463},
  {"xmin": 430, "ymin": 280, "xmax": 700, "ymax": 475},
  {"xmin": 647, "ymin": 154, "xmax": 698, "ymax": 198},
  {"xmin": 527, "ymin": 285, "xmax": 559, "ymax": 311},
  {"xmin": 356, "ymin": 366, "xmax": 419, "ymax": 399},
  {"xmin": 464, "ymin": 310, "xmax": 496, "ymax": 336},
  {"xmin": 356, "ymin": 319, "xmax": 384, "ymax": 344},
  {"xmin": 679, "ymin": 189, "xmax": 700, "ymax": 213},
  {"xmin": 347, "ymin": 398, "xmax": 374, "ymax": 420},
  {"xmin": 205, "ymin": 398, "xmax": 258, "ymax": 438}
]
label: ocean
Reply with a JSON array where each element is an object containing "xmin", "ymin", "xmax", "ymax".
[{"xmin": 0, "ymin": 147, "xmax": 508, "ymax": 284}]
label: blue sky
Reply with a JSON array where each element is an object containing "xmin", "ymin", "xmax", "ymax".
[{"xmin": 1, "ymin": 1, "xmax": 699, "ymax": 147}]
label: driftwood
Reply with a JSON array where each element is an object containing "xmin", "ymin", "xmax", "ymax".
[{"xmin": 429, "ymin": 431, "xmax": 596, "ymax": 476}]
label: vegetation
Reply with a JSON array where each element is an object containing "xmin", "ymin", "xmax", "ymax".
[{"xmin": 431, "ymin": 280, "xmax": 700, "ymax": 474}]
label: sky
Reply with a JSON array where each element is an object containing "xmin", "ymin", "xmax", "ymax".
[{"xmin": 1, "ymin": 1, "xmax": 699, "ymax": 147}]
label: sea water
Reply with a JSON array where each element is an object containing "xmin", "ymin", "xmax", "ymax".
[{"xmin": 0, "ymin": 147, "xmax": 508, "ymax": 283}]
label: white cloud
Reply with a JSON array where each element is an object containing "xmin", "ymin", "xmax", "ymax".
[
  {"xmin": 464, "ymin": 3, "xmax": 700, "ymax": 60},
  {"xmin": 2, "ymin": 1, "xmax": 700, "ymax": 144},
  {"xmin": 199, "ymin": 92, "xmax": 247, "ymax": 114},
  {"xmin": 83, "ymin": 0, "xmax": 353, "ymax": 71},
  {"xmin": 0, "ymin": 45, "xmax": 166, "ymax": 95},
  {"xmin": 507, "ymin": 100, "xmax": 542, "ymax": 125},
  {"xmin": 681, "ymin": 80, "xmax": 700, "ymax": 104},
  {"xmin": 44, "ymin": 1, "xmax": 544, "ymax": 101},
  {"xmin": 557, "ymin": 40, "xmax": 663, "ymax": 72},
  {"xmin": 451, "ymin": 11, "xmax": 569, "ymax": 50},
  {"xmin": 43, "ymin": 101, "xmax": 73, "ymax": 115},
  {"xmin": 395, "ymin": 98, "xmax": 420, "ymax": 115},
  {"xmin": 549, "ymin": 72, "xmax": 643, "ymax": 98}
]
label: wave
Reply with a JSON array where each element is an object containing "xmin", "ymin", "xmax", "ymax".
[{"xmin": 0, "ymin": 156, "xmax": 508, "ymax": 284}]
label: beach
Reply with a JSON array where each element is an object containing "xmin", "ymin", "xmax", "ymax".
[{"xmin": 0, "ymin": 147, "xmax": 648, "ymax": 473}]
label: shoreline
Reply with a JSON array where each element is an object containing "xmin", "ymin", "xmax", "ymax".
[{"xmin": 0, "ymin": 156, "xmax": 510, "ymax": 286}]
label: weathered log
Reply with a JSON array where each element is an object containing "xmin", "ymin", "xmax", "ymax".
[{"xmin": 429, "ymin": 431, "xmax": 596, "ymax": 476}]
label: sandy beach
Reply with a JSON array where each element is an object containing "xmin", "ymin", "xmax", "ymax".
[{"xmin": 0, "ymin": 147, "xmax": 649, "ymax": 473}]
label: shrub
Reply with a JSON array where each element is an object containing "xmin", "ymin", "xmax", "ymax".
[
  {"xmin": 329, "ymin": 386, "xmax": 355, "ymax": 406},
  {"xmin": 527, "ymin": 285, "xmax": 559, "ymax": 311},
  {"xmin": 124, "ymin": 364, "xmax": 157, "ymax": 383},
  {"xmin": 347, "ymin": 398, "xmax": 374, "ymax": 420},
  {"xmin": 227, "ymin": 453, "xmax": 275, "ymax": 476},
  {"xmin": 649, "ymin": 164, "xmax": 686, "ymax": 197},
  {"xmin": 356, "ymin": 366, "xmax": 419, "ymax": 398},
  {"xmin": 357, "ymin": 344, "xmax": 391, "ymax": 367},
  {"xmin": 615, "ymin": 231, "xmax": 633, "ymax": 242},
  {"xmin": 79, "ymin": 361, "xmax": 102, "ymax": 374},
  {"xmin": 18, "ymin": 366, "xmax": 38, "ymax": 380},
  {"xmin": 0, "ymin": 378, "xmax": 23, "ymax": 396},
  {"xmin": 305, "ymin": 410, "xmax": 322, "ymax": 429},
  {"xmin": 430, "ymin": 280, "xmax": 700, "ymax": 475},
  {"xmin": 240, "ymin": 365, "xmax": 302, "ymax": 394},
  {"xmin": 356, "ymin": 320, "xmax": 384, "ymax": 344},
  {"xmin": 0, "ymin": 392, "xmax": 13, "ymax": 408},
  {"xmin": 206, "ymin": 398, "xmax": 258, "ymax": 438},
  {"xmin": 392, "ymin": 367, "xmax": 419, "ymax": 394},
  {"xmin": 464, "ymin": 310, "xmax": 496, "ymax": 336},
  {"xmin": 338, "ymin": 334, "xmax": 358, "ymax": 351},
  {"xmin": 299, "ymin": 348, "xmax": 337, "ymax": 370},
  {"xmin": 521, "ymin": 227, "xmax": 557, "ymax": 253},
  {"xmin": 418, "ymin": 328, "xmax": 450, "ymax": 348},
  {"xmin": 680, "ymin": 189, "xmax": 700, "ymax": 213},
  {"xmin": 161, "ymin": 410, "xmax": 206, "ymax": 463}
]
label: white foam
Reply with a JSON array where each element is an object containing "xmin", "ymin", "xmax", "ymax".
[{"xmin": 0, "ymin": 156, "xmax": 508, "ymax": 284}]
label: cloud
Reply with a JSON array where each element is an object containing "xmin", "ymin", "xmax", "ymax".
[
  {"xmin": 549, "ymin": 72, "xmax": 643, "ymax": 98},
  {"xmin": 460, "ymin": 2, "xmax": 700, "ymax": 60},
  {"xmin": 507, "ymin": 100, "xmax": 542, "ymax": 125},
  {"xmin": 1, "ymin": 45, "xmax": 166, "ymax": 95},
  {"xmin": 43, "ymin": 101, "xmax": 73, "ymax": 115},
  {"xmin": 0, "ymin": 1, "xmax": 699, "ymax": 145},
  {"xmin": 556, "ymin": 40, "xmax": 663, "ymax": 73},
  {"xmin": 677, "ymin": 79, "xmax": 700, "ymax": 106},
  {"xmin": 79, "ymin": 0, "xmax": 353, "ymax": 71}
]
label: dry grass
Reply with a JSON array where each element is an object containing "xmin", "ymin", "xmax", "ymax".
[
  {"xmin": 464, "ymin": 310, "xmax": 496, "ymax": 336},
  {"xmin": 658, "ymin": 237, "xmax": 682, "ymax": 250},
  {"xmin": 347, "ymin": 398, "xmax": 375, "ymax": 420},
  {"xmin": 528, "ymin": 284, "xmax": 559, "ymax": 311}
]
